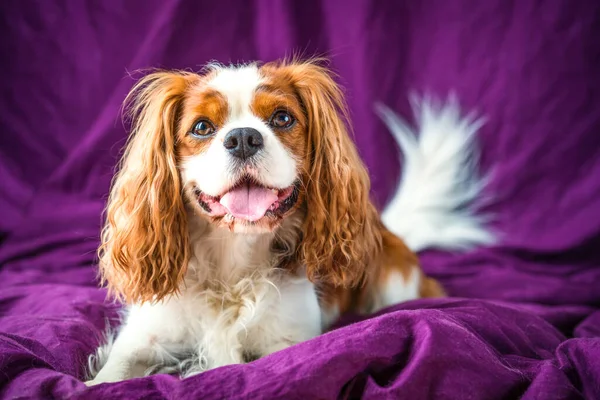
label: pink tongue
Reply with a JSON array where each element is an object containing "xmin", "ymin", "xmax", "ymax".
[{"xmin": 219, "ymin": 183, "xmax": 278, "ymax": 221}]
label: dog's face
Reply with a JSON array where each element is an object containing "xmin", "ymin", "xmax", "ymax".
[
  {"xmin": 179, "ymin": 65, "xmax": 307, "ymax": 233},
  {"xmin": 100, "ymin": 60, "xmax": 382, "ymax": 303}
]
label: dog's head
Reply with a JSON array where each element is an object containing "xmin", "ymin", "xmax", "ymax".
[{"xmin": 100, "ymin": 59, "xmax": 382, "ymax": 303}]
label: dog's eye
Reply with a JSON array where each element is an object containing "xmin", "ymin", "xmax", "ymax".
[
  {"xmin": 269, "ymin": 111, "xmax": 295, "ymax": 129},
  {"xmin": 190, "ymin": 120, "xmax": 215, "ymax": 137}
]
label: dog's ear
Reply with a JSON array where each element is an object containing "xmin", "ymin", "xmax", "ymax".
[
  {"xmin": 283, "ymin": 60, "xmax": 383, "ymax": 287},
  {"xmin": 99, "ymin": 71, "xmax": 194, "ymax": 303}
]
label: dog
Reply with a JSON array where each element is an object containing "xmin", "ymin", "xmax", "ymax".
[{"xmin": 86, "ymin": 59, "xmax": 492, "ymax": 385}]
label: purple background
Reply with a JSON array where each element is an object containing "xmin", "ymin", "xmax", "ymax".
[{"xmin": 1, "ymin": 1, "xmax": 600, "ymax": 399}]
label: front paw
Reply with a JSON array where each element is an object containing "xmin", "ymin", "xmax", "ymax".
[{"xmin": 84, "ymin": 371, "xmax": 124, "ymax": 386}]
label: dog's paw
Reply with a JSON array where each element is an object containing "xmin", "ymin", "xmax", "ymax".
[{"xmin": 84, "ymin": 374, "xmax": 113, "ymax": 386}]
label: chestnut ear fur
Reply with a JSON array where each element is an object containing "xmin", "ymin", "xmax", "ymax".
[
  {"xmin": 99, "ymin": 71, "xmax": 195, "ymax": 303},
  {"xmin": 275, "ymin": 60, "xmax": 383, "ymax": 287}
]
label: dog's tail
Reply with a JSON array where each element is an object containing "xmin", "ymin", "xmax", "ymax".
[{"xmin": 376, "ymin": 97, "xmax": 494, "ymax": 252}]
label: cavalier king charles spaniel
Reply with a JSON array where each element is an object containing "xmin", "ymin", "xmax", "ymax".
[{"xmin": 86, "ymin": 59, "xmax": 491, "ymax": 385}]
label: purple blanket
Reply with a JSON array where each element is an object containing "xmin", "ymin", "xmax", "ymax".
[{"xmin": 1, "ymin": 1, "xmax": 600, "ymax": 399}]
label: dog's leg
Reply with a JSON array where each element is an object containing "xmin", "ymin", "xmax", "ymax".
[
  {"xmin": 86, "ymin": 302, "xmax": 190, "ymax": 385},
  {"xmin": 85, "ymin": 322, "xmax": 158, "ymax": 385},
  {"xmin": 246, "ymin": 275, "xmax": 322, "ymax": 360},
  {"xmin": 202, "ymin": 331, "xmax": 245, "ymax": 368}
]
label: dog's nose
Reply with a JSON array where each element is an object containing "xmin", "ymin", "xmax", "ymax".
[{"xmin": 223, "ymin": 128, "xmax": 264, "ymax": 160}]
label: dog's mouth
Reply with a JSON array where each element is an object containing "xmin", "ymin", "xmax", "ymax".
[{"xmin": 195, "ymin": 176, "xmax": 300, "ymax": 222}]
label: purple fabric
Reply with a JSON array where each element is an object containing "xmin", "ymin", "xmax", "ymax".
[{"xmin": 1, "ymin": 1, "xmax": 600, "ymax": 399}]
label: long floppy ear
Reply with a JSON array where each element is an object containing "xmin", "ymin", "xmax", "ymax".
[
  {"xmin": 99, "ymin": 71, "xmax": 193, "ymax": 303},
  {"xmin": 288, "ymin": 61, "xmax": 383, "ymax": 287}
]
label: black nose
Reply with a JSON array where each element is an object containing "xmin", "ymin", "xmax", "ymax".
[{"xmin": 223, "ymin": 128, "xmax": 264, "ymax": 160}]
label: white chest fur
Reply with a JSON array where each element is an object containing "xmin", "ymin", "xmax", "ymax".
[{"xmin": 87, "ymin": 218, "xmax": 321, "ymax": 384}]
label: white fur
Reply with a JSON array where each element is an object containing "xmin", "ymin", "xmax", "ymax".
[
  {"xmin": 375, "ymin": 269, "xmax": 421, "ymax": 312},
  {"xmin": 182, "ymin": 65, "xmax": 297, "ymax": 197},
  {"xmin": 87, "ymin": 214, "xmax": 321, "ymax": 385},
  {"xmin": 377, "ymin": 96, "xmax": 494, "ymax": 252}
]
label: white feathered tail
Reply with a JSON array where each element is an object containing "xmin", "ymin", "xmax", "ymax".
[{"xmin": 376, "ymin": 97, "xmax": 494, "ymax": 252}]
